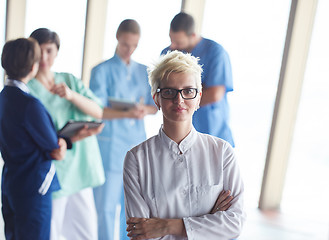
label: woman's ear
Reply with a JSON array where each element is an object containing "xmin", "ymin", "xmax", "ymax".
[
  {"xmin": 30, "ymin": 62, "xmax": 39, "ymax": 77},
  {"xmin": 153, "ymin": 94, "xmax": 160, "ymax": 110},
  {"xmin": 195, "ymin": 91, "xmax": 202, "ymax": 111}
]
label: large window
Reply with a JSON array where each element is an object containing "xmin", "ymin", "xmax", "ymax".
[
  {"xmin": 202, "ymin": 0, "xmax": 290, "ymax": 208},
  {"xmin": 25, "ymin": 0, "xmax": 87, "ymax": 79},
  {"xmin": 281, "ymin": 0, "xmax": 329, "ymax": 238},
  {"xmin": 104, "ymin": 0, "xmax": 181, "ymax": 66},
  {"xmin": 103, "ymin": 0, "xmax": 182, "ymax": 138}
]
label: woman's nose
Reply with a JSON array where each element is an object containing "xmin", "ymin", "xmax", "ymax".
[
  {"xmin": 173, "ymin": 91, "xmax": 184, "ymax": 103},
  {"xmin": 41, "ymin": 52, "xmax": 47, "ymax": 61}
]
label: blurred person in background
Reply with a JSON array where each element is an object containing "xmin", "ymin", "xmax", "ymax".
[
  {"xmin": 162, "ymin": 12, "xmax": 235, "ymax": 147},
  {"xmin": 89, "ymin": 19, "xmax": 157, "ymax": 240},
  {"xmin": 29, "ymin": 28, "xmax": 105, "ymax": 240},
  {"xmin": 0, "ymin": 37, "xmax": 68, "ymax": 240}
]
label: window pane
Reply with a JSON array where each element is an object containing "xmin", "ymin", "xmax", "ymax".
[
  {"xmin": 103, "ymin": 0, "xmax": 181, "ymax": 137},
  {"xmin": 202, "ymin": 0, "xmax": 290, "ymax": 208},
  {"xmin": 25, "ymin": 0, "xmax": 87, "ymax": 79},
  {"xmin": 281, "ymin": 0, "xmax": 329, "ymax": 238},
  {"xmin": 104, "ymin": 0, "xmax": 181, "ymax": 66},
  {"xmin": 0, "ymin": 0, "xmax": 6, "ymax": 90}
]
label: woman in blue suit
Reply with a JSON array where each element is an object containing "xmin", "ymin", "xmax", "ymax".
[{"xmin": 0, "ymin": 38, "xmax": 68, "ymax": 240}]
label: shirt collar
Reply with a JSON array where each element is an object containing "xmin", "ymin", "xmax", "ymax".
[
  {"xmin": 5, "ymin": 79, "xmax": 30, "ymax": 93},
  {"xmin": 114, "ymin": 53, "xmax": 136, "ymax": 67},
  {"xmin": 159, "ymin": 125, "xmax": 198, "ymax": 154},
  {"xmin": 191, "ymin": 37, "xmax": 205, "ymax": 54}
]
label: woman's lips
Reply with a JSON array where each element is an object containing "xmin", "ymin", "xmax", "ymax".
[{"xmin": 173, "ymin": 106, "xmax": 186, "ymax": 112}]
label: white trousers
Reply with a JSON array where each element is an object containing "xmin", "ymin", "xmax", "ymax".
[{"xmin": 50, "ymin": 187, "xmax": 98, "ymax": 240}]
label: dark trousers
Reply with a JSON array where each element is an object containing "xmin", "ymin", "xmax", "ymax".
[{"xmin": 2, "ymin": 190, "xmax": 52, "ymax": 240}]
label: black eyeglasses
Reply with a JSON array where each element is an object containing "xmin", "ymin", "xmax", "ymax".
[{"xmin": 156, "ymin": 88, "xmax": 198, "ymax": 100}]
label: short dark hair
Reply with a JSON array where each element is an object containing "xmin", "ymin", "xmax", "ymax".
[
  {"xmin": 1, "ymin": 38, "xmax": 41, "ymax": 80},
  {"xmin": 30, "ymin": 28, "xmax": 60, "ymax": 50},
  {"xmin": 116, "ymin": 19, "xmax": 141, "ymax": 39},
  {"xmin": 170, "ymin": 12, "xmax": 195, "ymax": 36}
]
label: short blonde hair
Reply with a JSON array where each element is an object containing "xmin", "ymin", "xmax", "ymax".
[{"xmin": 148, "ymin": 50, "xmax": 203, "ymax": 97}]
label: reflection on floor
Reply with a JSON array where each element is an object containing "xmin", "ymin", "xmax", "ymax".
[
  {"xmin": 0, "ymin": 160, "xmax": 328, "ymax": 240},
  {"xmin": 240, "ymin": 208, "xmax": 329, "ymax": 240}
]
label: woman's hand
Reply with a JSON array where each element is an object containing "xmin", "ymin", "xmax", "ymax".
[
  {"xmin": 50, "ymin": 82, "xmax": 73, "ymax": 100},
  {"xmin": 70, "ymin": 123, "xmax": 104, "ymax": 143},
  {"xmin": 125, "ymin": 190, "xmax": 232, "ymax": 239},
  {"xmin": 126, "ymin": 218, "xmax": 186, "ymax": 240},
  {"xmin": 50, "ymin": 138, "xmax": 67, "ymax": 160},
  {"xmin": 210, "ymin": 190, "xmax": 233, "ymax": 214}
]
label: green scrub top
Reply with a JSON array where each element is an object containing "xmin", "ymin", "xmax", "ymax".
[{"xmin": 28, "ymin": 72, "xmax": 105, "ymax": 199}]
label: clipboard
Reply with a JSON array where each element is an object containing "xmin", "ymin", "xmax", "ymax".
[
  {"xmin": 108, "ymin": 97, "xmax": 137, "ymax": 111},
  {"xmin": 57, "ymin": 120, "xmax": 103, "ymax": 138}
]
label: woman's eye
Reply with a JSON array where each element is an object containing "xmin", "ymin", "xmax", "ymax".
[
  {"xmin": 183, "ymin": 89, "xmax": 193, "ymax": 94},
  {"xmin": 164, "ymin": 89, "xmax": 174, "ymax": 95}
]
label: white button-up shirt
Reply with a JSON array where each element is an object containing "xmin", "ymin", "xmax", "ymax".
[{"xmin": 123, "ymin": 127, "xmax": 245, "ymax": 240}]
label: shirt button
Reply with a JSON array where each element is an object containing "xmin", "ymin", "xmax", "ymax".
[{"xmin": 182, "ymin": 190, "xmax": 187, "ymax": 195}]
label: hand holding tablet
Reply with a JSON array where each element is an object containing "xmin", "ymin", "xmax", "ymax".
[
  {"xmin": 108, "ymin": 97, "xmax": 138, "ymax": 111},
  {"xmin": 57, "ymin": 120, "xmax": 103, "ymax": 138}
]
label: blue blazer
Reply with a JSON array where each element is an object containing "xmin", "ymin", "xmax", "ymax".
[{"xmin": 0, "ymin": 86, "xmax": 60, "ymax": 197}]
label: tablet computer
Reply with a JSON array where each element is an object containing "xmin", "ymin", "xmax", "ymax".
[
  {"xmin": 108, "ymin": 97, "xmax": 137, "ymax": 110},
  {"xmin": 57, "ymin": 120, "xmax": 103, "ymax": 138}
]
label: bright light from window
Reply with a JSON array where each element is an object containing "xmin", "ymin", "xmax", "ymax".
[
  {"xmin": 281, "ymin": 0, "xmax": 329, "ymax": 237},
  {"xmin": 202, "ymin": 0, "xmax": 290, "ymax": 208},
  {"xmin": 25, "ymin": 0, "xmax": 87, "ymax": 79},
  {"xmin": 104, "ymin": 0, "xmax": 181, "ymax": 66}
]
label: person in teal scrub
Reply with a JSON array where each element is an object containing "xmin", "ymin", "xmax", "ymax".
[
  {"xmin": 28, "ymin": 28, "xmax": 105, "ymax": 240},
  {"xmin": 89, "ymin": 19, "xmax": 158, "ymax": 240}
]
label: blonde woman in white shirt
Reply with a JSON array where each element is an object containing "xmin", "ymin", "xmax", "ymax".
[{"xmin": 123, "ymin": 50, "xmax": 245, "ymax": 240}]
